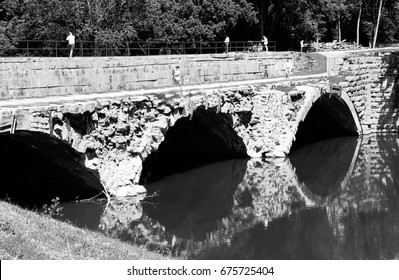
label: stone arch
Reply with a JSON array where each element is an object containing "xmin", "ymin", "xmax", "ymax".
[
  {"xmin": 0, "ymin": 130, "xmax": 103, "ymax": 207},
  {"xmin": 140, "ymin": 105, "xmax": 248, "ymax": 183},
  {"xmin": 290, "ymin": 86, "xmax": 362, "ymax": 151}
]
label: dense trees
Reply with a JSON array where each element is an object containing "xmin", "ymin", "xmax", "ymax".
[
  {"xmin": 247, "ymin": 0, "xmax": 399, "ymax": 49},
  {"xmin": 0, "ymin": 0, "xmax": 398, "ymax": 52}
]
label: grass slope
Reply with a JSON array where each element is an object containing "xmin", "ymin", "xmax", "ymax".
[{"xmin": 0, "ymin": 201, "xmax": 173, "ymax": 260}]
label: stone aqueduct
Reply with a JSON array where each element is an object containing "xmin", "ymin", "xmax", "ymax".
[{"xmin": 0, "ymin": 50, "xmax": 398, "ymax": 197}]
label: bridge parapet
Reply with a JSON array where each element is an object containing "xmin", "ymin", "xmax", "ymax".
[{"xmin": 0, "ymin": 52, "xmax": 292, "ymax": 101}]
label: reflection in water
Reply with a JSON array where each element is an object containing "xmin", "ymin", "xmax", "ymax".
[
  {"xmin": 59, "ymin": 134, "xmax": 399, "ymax": 259},
  {"xmin": 290, "ymin": 136, "xmax": 360, "ymax": 196}
]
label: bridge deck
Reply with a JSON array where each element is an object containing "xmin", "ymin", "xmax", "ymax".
[{"xmin": 0, "ymin": 73, "xmax": 328, "ymax": 110}]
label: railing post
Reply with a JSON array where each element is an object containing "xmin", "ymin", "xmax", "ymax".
[
  {"xmin": 49, "ymin": 111, "xmax": 54, "ymax": 136},
  {"xmin": 10, "ymin": 115, "xmax": 17, "ymax": 134}
]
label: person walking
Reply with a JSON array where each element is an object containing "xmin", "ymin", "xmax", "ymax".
[
  {"xmin": 262, "ymin": 35, "xmax": 268, "ymax": 52},
  {"xmin": 66, "ymin": 32, "xmax": 75, "ymax": 57},
  {"xmin": 300, "ymin": 40, "xmax": 304, "ymax": 52},
  {"xmin": 224, "ymin": 36, "xmax": 230, "ymax": 53}
]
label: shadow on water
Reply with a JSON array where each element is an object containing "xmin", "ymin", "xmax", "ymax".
[
  {"xmin": 9, "ymin": 131, "xmax": 398, "ymax": 259},
  {"xmin": 142, "ymin": 159, "xmax": 249, "ymax": 240},
  {"xmin": 289, "ymin": 136, "xmax": 360, "ymax": 196}
]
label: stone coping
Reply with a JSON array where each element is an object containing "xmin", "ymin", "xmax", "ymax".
[{"xmin": 0, "ymin": 73, "xmax": 328, "ymax": 109}]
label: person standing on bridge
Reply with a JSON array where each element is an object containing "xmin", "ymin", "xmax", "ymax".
[
  {"xmin": 262, "ymin": 35, "xmax": 268, "ymax": 52},
  {"xmin": 172, "ymin": 65, "xmax": 181, "ymax": 86},
  {"xmin": 66, "ymin": 32, "xmax": 75, "ymax": 57},
  {"xmin": 284, "ymin": 59, "xmax": 293, "ymax": 78},
  {"xmin": 224, "ymin": 36, "xmax": 230, "ymax": 53}
]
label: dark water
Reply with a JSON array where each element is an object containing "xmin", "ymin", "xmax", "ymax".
[{"xmin": 59, "ymin": 134, "xmax": 399, "ymax": 259}]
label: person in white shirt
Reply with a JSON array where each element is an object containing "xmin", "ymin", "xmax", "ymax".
[
  {"xmin": 262, "ymin": 35, "xmax": 268, "ymax": 52},
  {"xmin": 224, "ymin": 36, "xmax": 230, "ymax": 53},
  {"xmin": 66, "ymin": 32, "xmax": 75, "ymax": 57},
  {"xmin": 284, "ymin": 59, "xmax": 293, "ymax": 78},
  {"xmin": 300, "ymin": 40, "xmax": 304, "ymax": 52},
  {"xmin": 172, "ymin": 65, "xmax": 181, "ymax": 86}
]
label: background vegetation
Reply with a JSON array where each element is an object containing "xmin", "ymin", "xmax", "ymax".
[{"xmin": 0, "ymin": 0, "xmax": 398, "ymax": 51}]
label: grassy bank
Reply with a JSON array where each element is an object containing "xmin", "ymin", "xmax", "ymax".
[{"xmin": 0, "ymin": 201, "xmax": 173, "ymax": 260}]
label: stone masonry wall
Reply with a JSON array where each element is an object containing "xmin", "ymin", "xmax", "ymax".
[
  {"xmin": 336, "ymin": 51, "xmax": 399, "ymax": 134},
  {"xmin": 3, "ymin": 83, "xmax": 317, "ymax": 197},
  {"xmin": 0, "ymin": 52, "xmax": 292, "ymax": 100}
]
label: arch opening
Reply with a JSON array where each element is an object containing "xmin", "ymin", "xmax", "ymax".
[
  {"xmin": 0, "ymin": 131, "xmax": 103, "ymax": 208},
  {"xmin": 140, "ymin": 106, "xmax": 248, "ymax": 184},
  {"xmin": 291, "ymin": 94, "xmax": 359, "ymax": 151}
]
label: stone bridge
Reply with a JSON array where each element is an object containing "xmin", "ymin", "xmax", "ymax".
[{"xmin": 0, "ymin": 50, "xmax": 398, "ymax": 199}]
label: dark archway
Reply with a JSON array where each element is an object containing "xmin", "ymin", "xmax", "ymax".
[
  {"xmin": 0, "ymin": 131, "xmax": 103, "ymax": 208},
  {"xmin": 291, "ymin": 94, "xmax": 360, "ymax": 151},
  {"xmin": 140, "ymin": 106, "xmax": 248, "ymax": 183}
]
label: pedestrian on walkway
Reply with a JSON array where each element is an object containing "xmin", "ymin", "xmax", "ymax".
[
  {"xmin": 262, "ymin": 35, "xmax": 268, "ymax": 52},
  {"xmin": 224, "ymin": 36, "xmax": 230, "ymax": 53},
  {"xmin": 300, "ymin": 40, "xmax": 304, "ymax": 52},
  {"xmin": 66, "ymin": 32, "xmax": 75, "ymax": 57},
  {"xmin": 284, "ymin": 59, "xmax": 293, "ymax": 78},
  {"xmin": 172, "ymin": 65, "xmax": 181, "ymax": 86}
]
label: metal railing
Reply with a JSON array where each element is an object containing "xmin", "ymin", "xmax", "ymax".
[{"xmin": 0, "ymin": 39, "xmax": 276, "ymax": 57}]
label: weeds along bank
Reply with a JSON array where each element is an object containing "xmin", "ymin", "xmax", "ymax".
[{"xmin": 0, "ymin": 201, "xmax": 174, "ymax": 260}]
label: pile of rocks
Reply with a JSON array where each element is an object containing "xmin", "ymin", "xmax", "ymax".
[
  {"xmin": 307, "ymin": 40, "xmax": 366, "ymax": 52},
  {"xmin": 292, "ymin": 53, "xmax": 321, "ymax": 74}
]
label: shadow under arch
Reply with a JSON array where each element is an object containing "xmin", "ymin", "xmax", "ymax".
[
  {"xmin": 140, "ymin": 105, "xmax": 248, "ymax": 183},
  {"xmin": 291, "ymin": 92, "xmax": 361, "ymax": 151},
  {"xmin": 0, "ymin": 130, "xmax": 103, "ymax": 208}
]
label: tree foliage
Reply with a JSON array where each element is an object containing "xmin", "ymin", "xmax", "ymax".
[
  {"xmin": 1, "ymin": 0, "xmax": 399, "ymax": 51},
  {"xmin": 246, "ymin": 0, "xmax": 399, "ymax": 49},
  {"xmin": 0, "ymin": 0, "xmax": 256, "ymax": 43}
]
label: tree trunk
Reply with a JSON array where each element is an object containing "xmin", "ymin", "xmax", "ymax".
[
  {"xmin": 373, "ymin": 0, "xmax": 383, "ymax": 48},
  {"xmin": 259, "ymin": 10, "xmax": 264, "ymax": 38},
  {"xmin": 357, "ymin": 1, "xmax": 362, "ymax": 45}
]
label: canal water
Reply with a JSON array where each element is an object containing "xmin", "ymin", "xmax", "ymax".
[{"xmin": 59, "ymin": 134, "xmax": 399, "ymax": 259}]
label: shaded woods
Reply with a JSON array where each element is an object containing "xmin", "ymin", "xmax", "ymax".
[{"xmin": 0, "ymin": 0, "xmax": 399, "ymax": 52}]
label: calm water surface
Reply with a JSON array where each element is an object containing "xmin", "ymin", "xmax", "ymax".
[{"xmin": 60, "ymin": 134, "xmax": 399, "ymax": 259}]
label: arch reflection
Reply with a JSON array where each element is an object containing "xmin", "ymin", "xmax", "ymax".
[{"xmin": 58, "ymin": 134, "xmax": 399, "ymax": 259}]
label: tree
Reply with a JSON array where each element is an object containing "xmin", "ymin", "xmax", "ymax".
[
  {"xmin": 1, "ymin": 0, "xmax": 399, "ymax": 53},
  {"xmin": 356, "ymin": 0, "xmax": 363, "ymax": 45},
  {"xmin": 373, "ymin": 0, "xmax": 384, "ymax": 47},
  {"xmin": 138, "ymin": 0, "xmax": 257, "ymax": 42}
]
